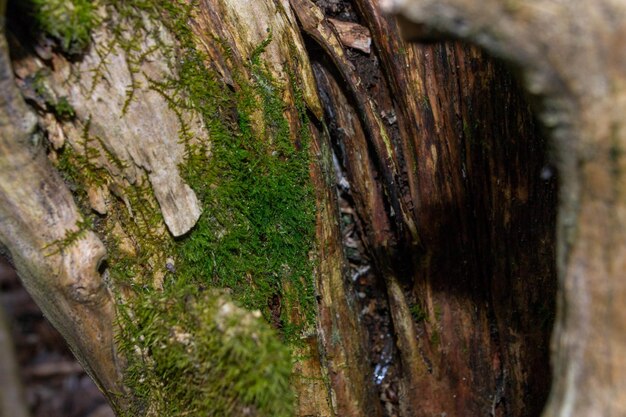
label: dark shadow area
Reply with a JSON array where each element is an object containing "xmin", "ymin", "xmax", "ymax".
[
  {"xmin": 402, "ymin": 44, "xmax": 558, "ymax": 417},
  {"xmin": 307, "ymin": 4, "xmax": 558, "ymax": 411}
]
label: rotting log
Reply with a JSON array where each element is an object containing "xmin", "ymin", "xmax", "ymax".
[
  {"xmin": 307, "ymin": 0, "xmax": 556, "ymax": 414},
  {"xmin": 384, "ymin": 0, "xmax": 626, "ymax": 416},
  {"xmin": 0, "ymin": 12, "xmax": 125, "ymax": 409},
  {"xmin": 0, "ymin": 0, "xmax": 368, "ymax": 414},
  {"xmin": 0, "ymin": 0, "xmax": 588, "ymax": 416}
]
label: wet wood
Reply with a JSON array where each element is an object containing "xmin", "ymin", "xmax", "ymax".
[
  {"xmin": 291, "ymin": 0, "xmax": 419, "ymax": 260},
  {"xmin": 309, "ymin": 118, "xmax": 383, "ymax": 417},
  {"xmin": 309, "ymin": 1, "xmax": 556, "ymax": 414}
]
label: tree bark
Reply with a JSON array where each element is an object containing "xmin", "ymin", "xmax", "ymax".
[
  {"xmin": 0, "ymin": 9, "xmax": 124, "ymax": 409},
  {"xmin": 3, "ymin": 0, "xmax": 611, "ymax": 416},
  {"xmin": 385, "ymin": 1, "xmax": 626, "ymax": 416}
]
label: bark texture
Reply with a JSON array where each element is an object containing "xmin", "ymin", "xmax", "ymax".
[
  {"xmin": 0, "ymin": 0, "xmax": 599, "ymax": 416},
  {"xmin": 303, "ymin": 0, "xmax": 556, "ymax": 414},
  {"xmin": 385, "ymin": 0, "xmax": 626, "ymax": 416},
  {"xmin": 0, "ymin": 14, "xmax": 124, "ymax": 408},
  {"xmin": 2, "ymin": 0, "xmax": 346, "ymax": 414}
]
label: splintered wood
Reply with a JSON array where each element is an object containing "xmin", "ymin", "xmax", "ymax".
[{"xmin": 328, "ymin": 18, "xmax": 372, "ymax": 54}]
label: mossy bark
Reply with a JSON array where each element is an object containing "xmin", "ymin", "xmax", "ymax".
[
  {"xmin": 2, "ymin": 0, "xmax": 341, "ymax": 414},
  {"xmin": 0, "ymin": 0, "xmax": 598, "ymax": 416}
]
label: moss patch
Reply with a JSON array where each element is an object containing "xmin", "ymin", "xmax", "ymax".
[
  {"xmin": 117, "ymin": 292, "xmax": 294, "ymax": 416},
  {"xmin": 173, "ymin": 35, "xmax": 317, "ymax": 337},
  {"xmin": 20, "ymin": 0, "xmax": 97, "ymax": 55},
  {"xmin": 46, "ymin": 0, "xmax": 317, "ymax": 415},
  {"xmin": 409, "ymin": 302, "xmax": 426, "ymax": 323},
  {"xmin": 30, "ymin": 69, "xmax": 77, "ymax": 119}
]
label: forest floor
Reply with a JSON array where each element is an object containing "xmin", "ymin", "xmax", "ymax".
[{"xmin": 0, "ymin": 258, "xmax": 114, "ymax": 417}]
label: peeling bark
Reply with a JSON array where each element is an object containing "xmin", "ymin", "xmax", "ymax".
[{"xmin": 0, "ymin": 0, "xmax": 600, "ymax": 415}]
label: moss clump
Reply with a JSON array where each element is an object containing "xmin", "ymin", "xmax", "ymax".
[
  {"xmin": 52, "ymin": 96, "xmax": 76, "ymax": 119},
  {"xmin": 25, "ymin": 0, "xmax": 96, "ymax": 55},
  {"xmin": 409, "ymin": 302, "xmax": 427, "ymax": 323},
  {"xmin": 31, "ymin": 69, "xmax": 77, "ymax": 119},
  {"xmin": 44, "ymin": 217, "xmax": 93, "ymax": 256},
  {"xmin": 118, "ymin": 292, "xmax": 293, "ymax": 416},
  {"xmin": 430, "ymin": 328, "xmax": 441, "ymax": 348},
  {"xmin": 173, "ymin": 37, "xmax": 317, "ymax": 340}
]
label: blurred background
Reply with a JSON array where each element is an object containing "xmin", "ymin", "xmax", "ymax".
[{"xmin": 0, "ymin": 257, "xmax": 114, "ymax": 417}]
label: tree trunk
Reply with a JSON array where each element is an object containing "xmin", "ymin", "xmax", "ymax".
[
  {"xmin": 3, "ymin": 0, "xmax": 615, "ymax": 416},
  {"xmin": 385, "ymin": 2, "xmax": 626, "ymax": 416}
]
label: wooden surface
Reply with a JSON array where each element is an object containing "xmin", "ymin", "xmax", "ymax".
[
  {"xmin": 0, "ymin": 27, "xmax": 123, "ymax": 412},
  {"xmin": 299, "ymin": 0, "xmax": 557, "ymax": 414},
  {"xmin": 0, "ymin": 0, "xmax": 587, "ymax": 415},
  {"xmin": 386, "ymin": 0, "xmax": 626, "ymax": 415}
]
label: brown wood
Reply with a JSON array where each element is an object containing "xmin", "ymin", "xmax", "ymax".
[
  {"xmin": 305, "ymin": 1, "xmax": 556, "ymax": 414},
  {"xmin": 1, "ymin": 0, "xmax": 603, "ymax": 415},
  {"xmin": 384, "ymin": 1, "xmax": 626, "ymax": 416},
  {"xmin": 328, "ymin": 18, "xmax": 372, "ymax": 54}
]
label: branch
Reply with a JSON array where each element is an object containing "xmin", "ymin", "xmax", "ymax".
[{"xmin": 0, "ymin": 28, "xmax": 125, "ymax": 412}]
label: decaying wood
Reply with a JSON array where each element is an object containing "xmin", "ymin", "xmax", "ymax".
[
  {"xmin": 291, "ymin": 0, "xmax": 420, "ymax": 256},
  {"xmin": 309, "ymin": 119, "xmax": 383, "ymax": 416},
  {"xmin": 192, "ymin": 0, "xmax": 323, "ymax": 119},
  {"xmin": 328, "ymin": 18, "xmax": 371, "ymax": 54},
  {"xmin": 3, "ymin": 0, "xmax": 376, "ymax": 414},
  {"xmin": 14, "ymin": 14, "xmax": 206, "ymax": 238},
  {"xmin": 166, "ymin": 1, "xmax": 392, "ymax": 413},
  {"xmin": 385, "ymin": 0, "xmax": 626, "ymax": 415},
  {"xmin": 305, "ymin": 0, "xmax": 557, "ymax": 414},
  {"xmin": 0, "ymin": 24, "xmax": 124, "ymax": 411},
  {"xmin": 3, "ymin": 0, "xmax": 614, "ymax": 415}
]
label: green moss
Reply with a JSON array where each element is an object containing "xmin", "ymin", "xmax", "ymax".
[
  {"xmin": 116, "ymin": 292, "xmax": 293, "ymax": 416},
  {"xmin": 25, "ymin": 0, "xmax": 96, "ymax": 55},
  {"xmin": 31, "ymin": 70, "xmax": 77, "ymax": 119},
  {"xmin": 43, "ymin": 217, "xmax": 93, "ymax": 256},
  {"xmin": 53, "ymin": 96, "xmax": 76, "ymax": 119},
  {"xmin": 143, "ymin": 15, "xmax": 317, "ymax": 340},
  {"xmin": 57, "ymin": 118, "xmax": 109, "ymax": 188},
  {"xmin": 51, "ymin": 1, "xmax": 316, "ymax": 414},
  {"xmin": 409, "ymin": 302, "xmax": 427, "ymax": 323},
  {"xmin": 434, "ymin": 303, "xmax": 443, "ymax": 323},
  {"xmin": 430, "ymin": 328, "xmax": 440, "ymax": 348}
]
